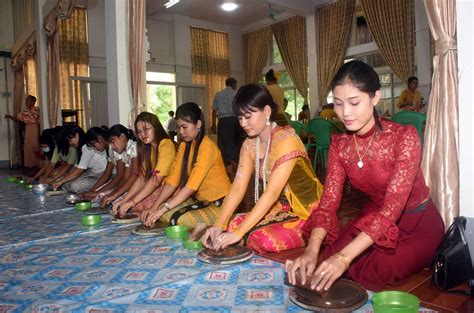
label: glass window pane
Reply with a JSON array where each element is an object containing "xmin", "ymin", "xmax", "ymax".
[
  {"xmin": 147, "ymin": 85, "xmax": 175, "ymax": 125},
  {"xmin": 272, "ymin": 36, "xmax": 282, "ymax": 64},
  {"xmin": 278, "ymin": 71, "xmax": 294, "ymax": 88}
]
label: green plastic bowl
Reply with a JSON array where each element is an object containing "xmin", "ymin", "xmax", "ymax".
[
  {"xmin": 372, "ymin": 291, "xmax": 420, "ymax": 313},
  {"xmin": 23, "ymin": 184, "xmax": 33, "ymax": 190},
  {"xmin": 81, "ymin": 214, "xmax": 102, "ymax": 226},
  {"xmin": 75, "ymin": 201, "xmax": 92, "ymax": 211},
  {"xmin": 16, "ymin": 179, "xmax": 25, "ymax": 184},
  {"xmin": 165, "ymin": 225, "xmax": 189, "ymax": 239},
  {"xmin": 6, "ymin": 177, "xmax": 19, "ymax": 183},
  {"xmin": 183, "ymin": 238, "xmax": 203, "ymax": 250}
]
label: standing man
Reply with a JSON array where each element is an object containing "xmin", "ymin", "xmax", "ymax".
[
  {"xmin": 211, "ymin": 77, "xmax": 242, "ymax": 173},
  {"xmin": 164, "ymin": 110, "xmax": 177, "ymax": 140}
]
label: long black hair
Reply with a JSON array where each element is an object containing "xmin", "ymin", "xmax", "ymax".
[
  {"xmin": 330, "ymin": 60, "xmax": 383, "ymax": 130},
  {"xmin": 109, "ymin": 124, "xmax": 136, "ymax": 141},
  {"xmin": 134, "ymin": 112, "xmax": 170, "ymax": 180},
  {"xmin": 86, "ymin": 126, "xmax": 110, "ymax": 157},
  {"xmin": 39, "ymin": 128, "xmax": 55, "ymax": 160},
  {"xmin": 52, "ymin": 126, "xmax": 69, "ymax": 156},
  {"xmin": 265, "ymin": 69, "xmax": 277, "ymax": 83},
  {"xmin": 233, "ymin": 84, "xmax": 277, "ymax": 122},
  {"xmin": 66, "ymin": 125, "xmax": 87, "ymax": 164},
  {"xmin": 175, "ymin": 102, "xmax": 205, "ymax": 188}
]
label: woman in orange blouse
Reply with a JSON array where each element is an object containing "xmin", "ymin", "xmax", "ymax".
[
  {"xmin": 112, "ymin": 112, "xmax": 176, "ymax": 216},
  {"xmin": 397, "ymin": 76, "xmax": 421, "ymax": 111},
  {"xmin": 141, "ymin": 102, "xmax": 231, "ymax": 228},
  {"xmin": 200, "ymin": 84, "xmax": 324, "ymax": 253},
  {"xmin": 9, "ymin": 95, "xmax": 41, "ymax": 167}
]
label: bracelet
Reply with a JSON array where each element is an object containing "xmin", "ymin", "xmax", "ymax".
[{"xmin": 333, "ymin": 252, "xmax": 351, "ymax": 270}]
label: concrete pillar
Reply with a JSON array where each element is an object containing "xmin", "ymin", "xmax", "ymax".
[
  {"xmin": 458, "ymin": 0, "xmax": 474, "ymax": 217},
  {"xmin": 105, "ymin": 0, "xmax": 132, "ymax": 126},
  {"xmin": 306, "ymin": 14, "xmax": 319, "ymax": 116},
  {"xmin": 414, "ymin": 0, "xmax": 432, "ymax": 101}
]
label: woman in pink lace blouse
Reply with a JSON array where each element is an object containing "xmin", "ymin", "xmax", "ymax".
[{"xmin": 286, "ymin": 60, "xmax": 444, "ymax": 292}]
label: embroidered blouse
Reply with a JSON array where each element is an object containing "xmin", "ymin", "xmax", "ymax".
[
  {"xmin": 112, "ymin": 139, "xmax": 137, "ymax": 168},
  {"xmin": 302, "ymin": 120, "xmax": 429, "ymax": 250},
  {"xmin": 215, "ymin": 125, "xmax": 324, "ymax": 237}
]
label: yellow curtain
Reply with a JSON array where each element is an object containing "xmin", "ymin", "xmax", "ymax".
[
  {"xmin": 316, "ymin": 0, "xmax": 355, "ymax": 105},
  {"xmin": 272, "ymin": 16, "xmax": 308, "ymax": 102},
  {"xmin": 361, "ymin": 0, "xmax": 414, "ymax": 83},
  {"xmin": 128, "ymin": 0, "xmax": 147, "ymax": 127},
  {"xmin": 58, "ymin": 7, "xmax": 89, "ymax": 128},
  {"xmin": 421, "ymin": 0, "xmax": 458, "ymax": 228},
  {"xmin": 10, "ymin": 58, "xmax": 25, "ymax": 166},
  {"xmin": 243, "ymin": 27, "xmax": 272, "ymax": 84},
  {"xmin": 191, "ymin": 27, "xmax": 230, "ymax": 129}
]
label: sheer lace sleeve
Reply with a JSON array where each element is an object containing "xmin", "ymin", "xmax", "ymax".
[
  {"xmin": 353, "ymin": 126, "xmax": 422, "ymax": 250},
  {"xmin": 302, "ymin": 137, "xmax": 346, "ymax": 242}
]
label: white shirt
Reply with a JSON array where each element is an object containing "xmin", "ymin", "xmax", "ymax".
[
  {"xmin": 165, "ymin": 117, "xmax": 177, "ymax": 132},
  {"xmin": 76, "ymin": 145, "xmax": 107, "ymax": 174},
  {"xmin": 112, "ymin": 139, "xmax": 137, "ymax": 168}
]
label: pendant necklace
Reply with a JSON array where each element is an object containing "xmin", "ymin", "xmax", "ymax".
[
  {"xmin": 353, "ymin": 131, "xmax": 376, "ymax": 169},
  {"xmin": 254, "ymin": 125, "xmax": 272, "ymax": 203}
]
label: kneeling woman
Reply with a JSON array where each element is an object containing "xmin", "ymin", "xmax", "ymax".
[
  {"xmin": 112, "ymin": 112, "xmax": 176, "ymax": 216},
  {"xmin": 286, "ymin": 61, "xmax": 444, "ymax": 292},
  {"xmin": 52, "ymin": 125, "xmax": 107, "ymax": 193},
  {"xmin": 141, "ymin": 102, "xmax": 231, "ymax": 228},
  {"xmin": 200, "ymin": 84, "xmax": 324, "ymax": 253}
]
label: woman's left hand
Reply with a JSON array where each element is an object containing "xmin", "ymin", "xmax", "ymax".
[
  {"xmin": 310, "ymin": 254, "xmax": 348, "ymax": 292},
  {"xmin": 212, "ymin": 232, "xmax": 241, "ymax": 251}
]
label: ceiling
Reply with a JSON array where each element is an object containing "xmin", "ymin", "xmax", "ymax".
[{"xmin": 146, "ymin": 0, "xmax": 304, "ymax": 27}]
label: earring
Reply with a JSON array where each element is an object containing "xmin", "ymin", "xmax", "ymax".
[{"xmin": 266, "ymin": 117, "xmax": 270, "ymax": 126}]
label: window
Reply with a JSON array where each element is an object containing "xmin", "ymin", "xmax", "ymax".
[
  {"xmin": 271, "ymin": 36, "xmax": 282, "ymax": 64},
  {"xmin": 146, "ymin": 72, "xmax": 176, "ymax": 125}
]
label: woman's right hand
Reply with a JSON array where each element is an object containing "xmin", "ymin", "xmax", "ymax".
[
  {"xmin": 140, "ymin": 207, "xmax": 166, "ymax": 227},
  {"xmin": 111, "ymin": 200, "xmax": 124, "ymax": 215},
  {"xmin": 285, "ymin": 250, "xmax": 319, "ymax": 286},
  {"xmin": 200, "ymin": 226, "xmax": 223, "ymax": 249},
  {"xmin": 117, "ymin": 201, "xmax": 134, "ymax": 217}
]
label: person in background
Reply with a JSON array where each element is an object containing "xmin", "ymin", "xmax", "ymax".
[
  {"xmin": 319, "ymin": 103, "xmax": 339, "ymax": 120},
  {"xmin": 52, "ymin": 125, "xmax": 107, "ymax": 194},
  {"xmin": 26, "ymin": 128, "xmax": 55, "ymax": 183},
  {"xmin": 100, "ymin": 125, "xmax": 139, "ymax": 208},
  {"xmin": 5, "ymin": 95, "xmax": 40, "ymax": 169},
  {"xmin": 112, "ymin": 112, "xmax": 176, "ymax": 217},
  {"xmin": 298, "ymin": 104, "xmax": 310, "ymax": 123},
  {"xmin": 199, "ymin": 84, "xmax": 324, "ymax": 253},
  {"xmin": 211, "ymin": 77, "xmax": 243, "ymax": 169},
  {"xmin": 81, "ymin": 126, "xmax": 126, "ymax": 202},
  {"xmin": 286, "ymin": 60, "xmax": 444, "ymax": 292},
  {"xmin": 164, "ymin": 111, "xmax": 177, "ymax": 140},
  {"xmin": 41, "ymin": 126, "xmax": 77, "ymax": 183},
  {"xmin": 265, "ymin": 69, "xmax": 288, "ymax": 126},
  {"xmin": 397, "ymin": 76, "xmax": 421, "ymax": 111},
  {"xmin": 140, "ymin": 102, "xmax": 231, "ymax": 228}
]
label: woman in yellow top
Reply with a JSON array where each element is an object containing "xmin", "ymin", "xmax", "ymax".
[
  {"xmin": 200, "ymin": 84, "xmax": 324, "ymax": 253},
  {"xmin": 265, "ymin": 69, "xmax": 288, "ymax": 126},
  {"xmin": 141, "ymin": 102, "xmax": 231, "ymax": 228},
  {"xmin": 397, "ymin": 76, "xmax": 421, "ymax": 111},
  {"xmin": 112, "ymin": 112, "xmax": 176, "ymax": 216}
]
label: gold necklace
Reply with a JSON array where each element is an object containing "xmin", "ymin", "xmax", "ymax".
[{"xmin": 353, "ymin": 131, "xmax": 376, "ymax": 169}]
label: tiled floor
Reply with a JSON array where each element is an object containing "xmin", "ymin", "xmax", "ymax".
[{"xmin": 3, "ymin": 165, "xmax": 473, "ymax": 312}]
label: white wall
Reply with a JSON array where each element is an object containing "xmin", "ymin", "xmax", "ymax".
[
  {"xmin": 87, "ymin": 0, "xmax": 107, "ymax": 79},
  {"xmin": 0, "ymin": 0, "xmax": 15, "ymax": 166},
  {"xmin": 458, "ymin": 0, "xmax": 474, "ymax": 218}
]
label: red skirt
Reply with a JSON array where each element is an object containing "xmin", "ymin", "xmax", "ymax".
[{"xmin": 321, "ymin": 200, "xmax": 445, "ymax": 291}]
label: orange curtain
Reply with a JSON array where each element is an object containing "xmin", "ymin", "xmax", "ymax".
[
  {"xmin": 360, "ymin": 0, "xmax": 415, "ymax": 83},
  {"xmin": 272, "ymin": 16, "xmax": 308, "ymax": 102},
  {"xmin": 421, "ymin": 0, "xmax": 458, "ymax": 228},
  {"xmin": 191, "ymin": 27, "xmax": 230, "ymax": 129},
  {"xmin": 58, "ymin": 7, "xmax": 89, "ymax": 128},
  {"xmin": 128, "ymin": 0, "xmax": 147, "ymax": 126},
  {"xmin": 315, "ymin": 0, "xmax": 355, "ymax": 105},
  {"xmin": 44, "ymin": 0, "xmax": 77, "ymax": 127},
  {"xmin": 243, "ymin": 27, "xmax": 272, "ymax": 84}
]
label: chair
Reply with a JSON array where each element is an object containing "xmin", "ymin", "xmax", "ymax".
[
  {"xmin": 391, "ymin": 111, "xmax": 427, "ymax": 144},
  {"xmin": 305, "ymin": 118, "xmax": 335, "ymax": 175},
  {"xmin": 289, "ymin": 120, "xmax": 306, "ymax": 136}
]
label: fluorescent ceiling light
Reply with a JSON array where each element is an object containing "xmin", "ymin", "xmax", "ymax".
[
  {"xmin": 221, "ymin": 2, "xmax": 238, "ymax": 11},
  {"xmin": 164, "ymin": 0, "xmax": 180, "ymax": 9}
]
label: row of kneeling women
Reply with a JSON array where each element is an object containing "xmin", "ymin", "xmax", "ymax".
[{"xmin": 27, "ymin": 60, "xmax": 445, "ymax": 293}]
